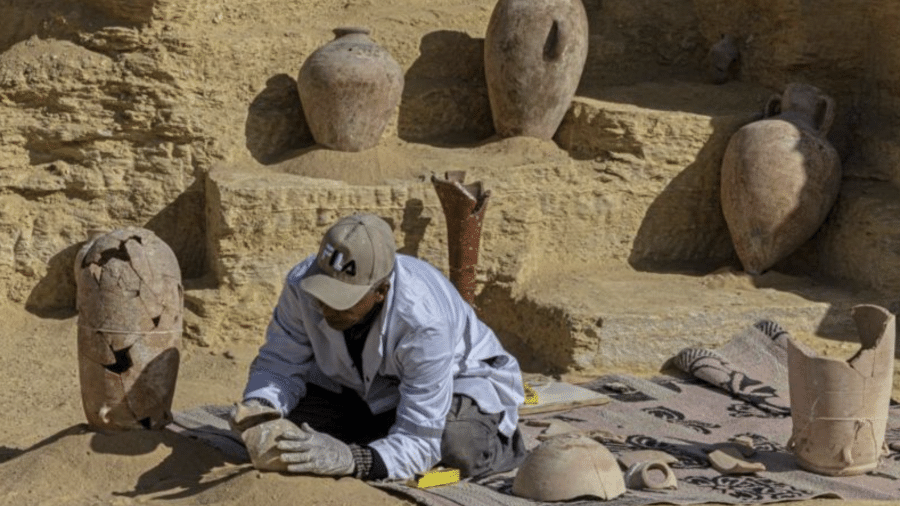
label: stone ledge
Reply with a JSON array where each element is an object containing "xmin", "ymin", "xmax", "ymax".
[
  {"xmin": 818, "ymin": 180, "xmax": 900, "ymax": 295},
  {"xmin": 477, "ymin": 266, "xmax": 892, "ymax": 374}
]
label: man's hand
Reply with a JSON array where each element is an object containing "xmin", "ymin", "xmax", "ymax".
[
  {"xmin": 230, "ymin": 399, "xmax": 281, "ymax": 433},
  {"xmin": 276, "ymin": 422, "xmax": 356, "ymax": 476}
]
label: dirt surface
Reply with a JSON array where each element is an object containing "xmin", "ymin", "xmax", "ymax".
[{"xmin": 2, "ymin": 292, "xmax": 898, "ymax": 506}]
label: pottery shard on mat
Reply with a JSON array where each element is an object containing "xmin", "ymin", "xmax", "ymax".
[
  {"xmin": 512, "ymin": 433, "xmax": 625, "ymax": 501},
  {"xmin": 708, "ymin": 447, "xmax": 766, "ymax": 475},
  {"xmin": 720, "ymin": 82, "xmax": 841, "ymax": 274},
  {"xmin": 787, "ymin": 304, "xmax": 896, "ymax": 476},
  {"xmin": 624, "ymin": 461, "xmax": 678, "ymax": 490},
  {"xmin": 75, "ymin": 228, "xmax": 183, "ymax": 431}
]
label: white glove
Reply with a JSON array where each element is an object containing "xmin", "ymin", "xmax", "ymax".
[
  {"xmin": 242, "ymin": 418, "xmax": 302, "ymax": 471},
  {"xmin": 276, "ymin": 422, "xmax": 356, "ymax": 476},
  {"xmin": 230, "ymin": 399, "xmax": 281, "ymax": 433}
]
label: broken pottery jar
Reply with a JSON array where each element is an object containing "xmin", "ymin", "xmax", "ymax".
[
  {"xmin": 297, "ymin": 27, "xmax": 404, "ymax": 152},
  {"xmin": 484, "ymin": 0, "xmax": 588, "ymax": 139},
  {"xmin": 512, "ymin": 433, "xmax": 626, "ymax": 501},
  {"xmin": 720, "ymin": 82, "xmax": 841, "ymax": 274},
  {"xmin": 787, "ymin": 304, "xmax": 896, "ymax": 476},
  {"xmin": 624, "ymin": 461, "xmax": 678, "ymax": 490},
  {"xmin": 431, "ymin": 171, "xmax": 491, "ymax": 305},
  {"xmin": 75, "ymin": 228, "xmax": 183, "ymax": 430}
]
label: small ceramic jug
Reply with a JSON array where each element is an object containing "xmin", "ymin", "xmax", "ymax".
[
  {"xmin": 484, "ymin": 0, "xmax": 588, "ymax": 140},
  {"xmin": 75, "ymin": 228, "xmax": 183, "ymax": 430},
  {"xmin": 297, "ymin": 27, "xmax": 404, "ymax": 152},
  {"xmin": 720, "ymin": 83, "xmax": 842, "ymax": 274}
]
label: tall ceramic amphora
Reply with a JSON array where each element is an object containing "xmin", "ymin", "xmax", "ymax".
[
  {"xmin": 297, "ymin": 27, "xmax": 404, "ymax": 152},
  {"xmin": 484, "ymin": 0, "xmax": 588, "ymax": 140},
  {"xmin": 720, "ymin": 83, "xmax": 841, "ymax": 274}
]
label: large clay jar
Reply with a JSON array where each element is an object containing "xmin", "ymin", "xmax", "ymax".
[
  {"xmin": 484, "ymin": 0, "xmax": 588, "ymax": 140},
  {"xmin": 75, "ymin": 228, "xmax": 183, "ymax": 430},
  {"xmin": 787, "ymin": 305, "xmax": 895, "ymax": 476},
  {"xmin": 297, "ymin": 27, "xmax": 404, "ymax": 152},
  {"xmin": 720, "ymin": 82, "xmax": 842, "ymax": 274}
]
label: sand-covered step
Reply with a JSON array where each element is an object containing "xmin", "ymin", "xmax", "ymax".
[
  {"xmin": 477, "ymin": 266, "xmax": 893, "ymax": 375},
  {"xmin": 203, "ymin": 81, "xmax": 781, "ymax": 348},
  {"xmin": 208, "ymin": 81, "xmax": 772, "ymax": 287}
]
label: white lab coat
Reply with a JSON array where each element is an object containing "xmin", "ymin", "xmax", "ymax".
[{"xmin": 243, "ymin": 254, "xmax": 525, "ymax": 479}]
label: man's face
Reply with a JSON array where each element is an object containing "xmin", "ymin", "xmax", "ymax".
[{"xmin": 317, "ymin": 283, "xmax": 389, "ymax": 331}]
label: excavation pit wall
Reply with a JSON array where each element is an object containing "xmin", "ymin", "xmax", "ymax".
[
  {"xmin": 197, "ymin": 83, "xmax": 896, "ymax": 375},
  {"xmin": 2, "ymin": 0, "xmax": 900, "ymax": 376}
]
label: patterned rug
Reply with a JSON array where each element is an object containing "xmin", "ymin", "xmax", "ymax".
[
  {"xmin": 170, "ymin": 321, "xmax": 900, "ymax": 505},
  {"xmin": 373, "ymin": 321, "xmax": 900, "ymax": 505}
]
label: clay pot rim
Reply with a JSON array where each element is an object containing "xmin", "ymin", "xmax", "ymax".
[{"xmin": 333, "ymin": 26, "xmax": 371, "ymax": 37}]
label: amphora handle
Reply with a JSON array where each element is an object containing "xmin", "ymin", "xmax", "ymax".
[
  {"xmin": 764, "ymin": 94, "xmax": 782, "ymax": 118},
  {"xmin": 813, "ymin": 95, "xmax": 836, "ymax": 136},
  {"xmin": 543, "ymin": 19, "xmax": 566, "ymax": 61}
]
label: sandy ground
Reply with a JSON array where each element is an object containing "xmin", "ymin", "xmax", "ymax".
[
  {"xmin": 0, "ymin": 299, "xmax": 413, "ymax": 506},
  {"xmin": 1, "ymin": 295, "xmax": 897, "ymax": 506}
]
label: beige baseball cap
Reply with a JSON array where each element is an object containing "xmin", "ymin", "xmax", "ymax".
[{"xmin": 300, "ymin": 213, "xmax": 396, "ymax": 311}]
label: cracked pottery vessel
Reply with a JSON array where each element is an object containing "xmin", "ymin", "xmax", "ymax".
[
  {"xmin": 787, "ymin": 304, "xmax": 895, "ymax": 476},
  {"xmin": 512, "ymin": 433, "xmax": 625, "ymax": 501},
  {"xmin": 484, "ymin": 0, "xmax": 588, "ymax": 140},
  {"xmin": 431, "ymin": 171, "xmax": 491, "ymax": 305},
  {"xmin": 297, "ymin": 27, "xmax": 404, "ymax": 152},
  {"xmin": 720, "ymin": 82, "xmax": 841, "ymax": 274},
  {"xmin": 75, "ymin": 228, "xmax": 183, "ymax": 430}
]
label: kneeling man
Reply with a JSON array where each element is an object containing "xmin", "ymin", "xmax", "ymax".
[{"xmin": 232, "ymin": 213, "xmax": 525, "ymax": 480}]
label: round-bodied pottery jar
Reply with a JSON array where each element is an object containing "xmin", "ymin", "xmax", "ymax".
[
  {"xmin": 297, "ymin": 27, "xmax": 404, "ymax": 152},
  {"xmin": 484, "ymin": 0, "xmax": 588, "ymax": 140},
  {"xmin": 75, "ymin": 228, "xmax": 183, "ymax": 430},
  {"xmin": 720, "ymin": 82, "xmax": 842, "ymax": 274}
]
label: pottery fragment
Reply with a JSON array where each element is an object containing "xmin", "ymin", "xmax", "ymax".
[{"xmin": 512, "ymin": 433, "xmax": 625, "ymax": 501}]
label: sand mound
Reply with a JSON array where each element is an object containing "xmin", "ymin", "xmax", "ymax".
[{"xmin": 0, "ymin": 425, "xmax": 407, "ymax": 506}]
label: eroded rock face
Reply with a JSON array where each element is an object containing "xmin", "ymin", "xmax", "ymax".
[
  {"xmin": 1, "ymin": 0, "xmax": 900, "ymax": 362},
  {"xmin": 75, "ymin": 228, "xmax": 183, "ymax": 430},
  {"xmin": 81, "ymin": 0, "xmax": 158, "ymax": 25},
  {"xmin": 0, "ymin": 19, "xmax": 212, "ymax": 310}
]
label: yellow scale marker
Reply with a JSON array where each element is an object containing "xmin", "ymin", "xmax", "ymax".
[
  {"xmin": 417, "ymin": 468, "xmax": 461, "ymax": 488},
  {"xmin": 411, "ymin": 382, "xmax": 538, "ymax": 489},
  {"xmin": 523, "ymin": 381, "xmax": 539, "ymax": 405}
]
